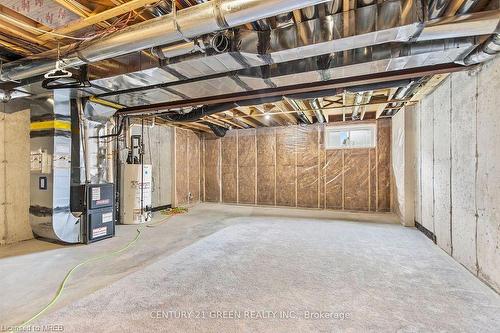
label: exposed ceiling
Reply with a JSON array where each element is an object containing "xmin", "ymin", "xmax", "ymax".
[
  {"xmin": 0, "ymin": 0, "xmax": 498, "ymax": 133},
  {"xmin": 0, "ymin": 0, "xmax": 193, "ymax": 61}
]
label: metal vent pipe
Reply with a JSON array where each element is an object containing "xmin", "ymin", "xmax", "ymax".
[
  {"xmin": 0, "ymin": 0, "xmax": 331, "ymax": 82},
  {"xmin": 463, "ymin": 33, "xmax": 500, "ymax": 65}
]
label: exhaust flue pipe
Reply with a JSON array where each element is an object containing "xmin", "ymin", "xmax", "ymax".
[{"xmin": 0, "ymin": 0, "xmax": 331, "ymax": 82}]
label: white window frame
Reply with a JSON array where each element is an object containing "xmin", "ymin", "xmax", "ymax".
[{"xmin": 325, "ymin": 123, "xmax": 377, "ymax": 150}]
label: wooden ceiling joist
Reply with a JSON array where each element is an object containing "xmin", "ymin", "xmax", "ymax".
[
  {"xmin": 253, "ymin": 105, "xmax": 286, "ymax": 126},
  {"xmin": 410, "ymin": 74, "xmax": 450, "ymax": 102},
  {"xmin": 272, "ymin": 101, "xmax": 298, "ymax": 125},
  {"xmin": 54, "ymin": 0, "xmax": 93, "ymax": 18},
  {"xmin": 53, "ymin": 0, "xmax": 113, "ymax": 30},
  {"xmin": 0, "ymin": 38, "xmax": 31, "ymax": 56},
  {"xmin": 202, "ymin": 116, "xmax": 228, "ymax": 128},
  {"xmin": 0, "ymin": 15, "xmax": 54, "ymax": 47},
  {"xmin": 38, "ymin": 0, "xmax": 164, "ymax": 41},
  {"xmin": 173, "ymin": 121, "xmax": 211, "ymax": 133},
  {"xmin": 444, "ymin": 0, "xmax": 467, "ymax": 16},
  {"xmin": 233, "ymin": 108, "xmax": 267, "ymax": 127},
  {"xmin": 376, "ymin": 88, "xmax": 397, "ymax": 119},
  {"xmin": 211, "ymin": 113, "xmax": 246, "ymax": 129},
  {"xmin": 229, "ymin": 109, "xmax": 258, "ymax": 128}
]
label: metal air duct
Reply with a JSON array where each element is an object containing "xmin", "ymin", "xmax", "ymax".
[
  {"xmin": 99, "ymin": 5, "xmax": 499, "ymax": 107},
  {"xmin": 29, "ymin": 91, "xmax": 81, "ymax": 243},
  {"xmin": 463, "ymin": 33, "xmax": 500, "ymax": 65},
  {"xmin": 161, "ymin": 89, "xmax": 342, "ymax": 123},
  {"xmin": 151, "ymin": 32, "xmax": 231, "ymax": 60},
  {"xmin": 351, "ymin": 91, "xmax": 373, "ymax": 120},
  {"xmin": 0, "ymin": 0, "xmax": 332, "ymax": 82},
  {"xmin": 310, "ymin": 98, "xmax": 326, "ymax": 123}
]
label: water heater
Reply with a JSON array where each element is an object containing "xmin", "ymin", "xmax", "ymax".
[{"xmin": 120, "ymin": 164, "xmax": 152, "ymax": 224}]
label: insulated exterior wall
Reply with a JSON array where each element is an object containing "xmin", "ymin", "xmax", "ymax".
[
  {"xmin": 412, "ymin": 56, "xmax": 500, "ymax": 293},
  {"xmin": 256, "ymin": 128, "xmax": 276, "ymax": 205},
  {"xmin": 377, "ymin": 119, "xmax": 392, "ymax": 212},
  {"xmin": 325, "ymin": 150, "xmax": 343, "ymax": 210},
  {"xmin": 174, "ymin": 128, "xmax": 201, "ymax": 206},
  {"xmin": 391, "ymin": 110, "xmax": 405, "ymax": 220},
  {"xmin": 200, "ymin": 120, "xmax": 391, "ymax": 213},
  {"xmin": 392, "ymin": 105, "xmax": 416, "ymax": 227},
  {"xmin": 296, "ymin": 125, "xmax": 320, "ymax": 208},
  {"xmin": 237, "ymin": 129, "xmax": 256, "ymax": 204},
  {"xmin": 344, "ymin": 149, "xmax": 370, "ymax": 211},
  {"xmin": 276, "ymin": 126, "xmax": 296, "ymax": 207},
  {"xmin": 369, "ymin": 148, "xmax": 377, "ymax": 211},
  {"xmin": 187, "ymin": 131, "xmax": 201, "ymax": 203},
  {"xmin": 203, "ymin": 136, "xmax": 221, "ymax": 203},
  {"xmin": 0, "ymin": 106, "xmax": 32, "ymax": 245},
  {"xmin": 175, "ymin": 128, "xmax": 188, "ymax": 205},
  {"xmin": 221, "ymin": 132, "xmax": 237, "ymax": 203}
]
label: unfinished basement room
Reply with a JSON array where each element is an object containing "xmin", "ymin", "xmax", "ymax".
[{"xmin": 1, "ymin": 0, "xmax": 499, "ymax": 332}]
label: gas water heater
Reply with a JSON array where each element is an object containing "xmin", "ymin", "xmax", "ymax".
[{"xmin": 120, "ymin": 164, "xmax": 152, "ymax": 224}]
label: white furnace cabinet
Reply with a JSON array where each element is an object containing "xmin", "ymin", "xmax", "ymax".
[{"xmin": 120, "ymin": 164, "xmax": 152, "ymax": 224}]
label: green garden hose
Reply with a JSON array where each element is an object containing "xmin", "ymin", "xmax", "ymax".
[{"xmin": 12, "ymin": 208, "xmax": 186, "ymax": 331}]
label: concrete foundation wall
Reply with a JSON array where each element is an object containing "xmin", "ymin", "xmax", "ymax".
[
  {"xmin": 412, "ymin": 57, "xmax": 500, "ymax": 292},
  {"xmin": 0, "ymin": 105, "xmax": 33, "ymax": 245}
]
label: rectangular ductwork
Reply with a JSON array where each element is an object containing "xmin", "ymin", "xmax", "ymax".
[
  {"xmin": 29, "ymin": 93, "xmax": 117, "ymax": 243},
  {"xmin": 150, "ymin": 0, "xmax": 421, "ymax": 79},
  {"xmin": 29, "ymin": 91, "xmax": 81, "ymax": 243},
  {"xmin": 0, "ymin": 0, "xmax": 333, "ymax": 83},
  {"xmin": 81, "ymin": 2, "xmax": 499, "ymax": 108}
]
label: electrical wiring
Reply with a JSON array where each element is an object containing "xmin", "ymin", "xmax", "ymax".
[
  {"xmin": 2, "ymin": 1, "xmax": 163, "ymax": 60},
  {"xmin": 0, "ymin": 13, "xmax": 92, "ymax": 41}
]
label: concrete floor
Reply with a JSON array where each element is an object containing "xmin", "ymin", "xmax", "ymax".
[{"xmin": 1, "ymin": 204, "xmax": 499, "ymax": 332}]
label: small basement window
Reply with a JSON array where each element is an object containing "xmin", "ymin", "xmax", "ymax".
[{"xmin": 325, "ymin": 124, "xmax": 376, "ymax": 149}]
